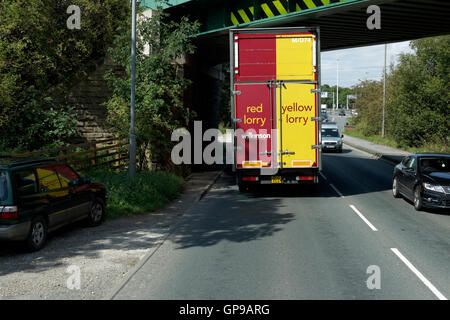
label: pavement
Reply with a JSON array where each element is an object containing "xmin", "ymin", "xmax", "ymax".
[
  {"xmin": 343, "ymin": 135, "xmax": 410, "ymax": 165},
  {"xmin": 110, "ymin": 138, "xmax": 449, "ymax": 300}
]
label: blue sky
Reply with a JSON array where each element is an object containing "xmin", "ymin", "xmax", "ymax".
[{"xmin": 321, "ymin": 41, "xmax": 414, "ymax": 88}]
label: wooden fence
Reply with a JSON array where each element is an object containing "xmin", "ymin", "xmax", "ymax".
[{"xmin": 12, "ymin": 138, "xmax": 129, "ymax": 172}]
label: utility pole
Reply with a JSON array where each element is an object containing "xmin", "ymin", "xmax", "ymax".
[
  {"xmin": 382, "ymin": 43, "xmax": 386, "ymax": 138},
  {"xmin": 129, "ymin": 0, "xmax": 137, "ymax": 178},
  {"xmin": 336, "ymin": 59, "xmax": 339, "ymax": 110}
]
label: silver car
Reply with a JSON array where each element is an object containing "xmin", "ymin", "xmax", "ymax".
[{"xmin": 321, "ymin": 123, "xmax": 343, "ymax": 153}]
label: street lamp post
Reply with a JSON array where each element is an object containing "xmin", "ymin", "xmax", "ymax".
[
  {"xmin": 382, "ymin": 43, "xmax": 387, "ymax": 138},
  {"xmin": 129, "ymin": 0, "xmax": 137, "ymax": 178},
  {"xmin": 336, "ymin": 59, "xmax": 339, "ymax": 110}
]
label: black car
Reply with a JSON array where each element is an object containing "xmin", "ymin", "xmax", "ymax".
[
  {"xmin": 392, "ymin": 154, "xmax": 450, "ymax": 211},
  {"xmin": 0, "ymin": 157, "xmax": 107, "ymax": 251},
  {"xmin": 338, "ymin": 110, "xmax": 346, "ymax": 116}
]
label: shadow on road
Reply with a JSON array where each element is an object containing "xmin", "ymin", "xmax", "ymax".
[
  {"xmin": 322, "ymin": 149, "xmax": 352, "ymax": 154},
  {"xmin": 169, "ymin": 172, "xmax": 296, "ymax": 249}
]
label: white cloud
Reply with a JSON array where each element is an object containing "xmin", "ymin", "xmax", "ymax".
[{"xmin": 321, "ymin": 41, "xmax": 414, "ymax": 87}]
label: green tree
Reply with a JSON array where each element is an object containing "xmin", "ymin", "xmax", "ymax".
[
  {"xmin": 388, "ymin": 36, "xmax": 449, "ymax": 149},
  {"xmin": 353, "ymin": 80, "xmax": 383, "ymax": 136},
  {"xmin": 104, "ymin": 8, "xmax": 200, "ymax": 171},
  {"xmin": 0, "ymin": 0, "xmax": 129, "ymax": 151},
  {"xmin": 350, "ymin": 35, "xmax": 449, "ymax": 152}
]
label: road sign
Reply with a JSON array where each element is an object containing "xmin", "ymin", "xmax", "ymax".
[{"xmin": 321, "ymin": 92, "xmax": 328, "ymax": 98}]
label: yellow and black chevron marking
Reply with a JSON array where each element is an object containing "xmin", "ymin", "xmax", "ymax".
[
  {"xmin": 231, "ymin": 0, "xmax": 348, "ymax": 25},
  {"xmin": 260, "ymin": 0, "xmax": 289, "ymax": 19},
  {"xmin": 230, "ymin": 6, "xmax": 255, "ymax": 25}
]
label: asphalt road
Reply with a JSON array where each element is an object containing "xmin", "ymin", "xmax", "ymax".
[{"xmin": 111, "ymin": 119, "xmax": 449, "ymax": 300}]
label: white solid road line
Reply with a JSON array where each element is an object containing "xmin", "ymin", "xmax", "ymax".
[
  {"xmin": 329, "ymin": 183, "xmax": 344, "ymax": 198},
  {"xmin": 319, "ymin": 172, "xmax": 327, "ymax": 180},
  {"xmin": 349, "ymin": 204, "xmax": 378, "ymax": 231},
  {"xmin": 391, "ymin": 248, "xmax": 448, "ymax": 300}
]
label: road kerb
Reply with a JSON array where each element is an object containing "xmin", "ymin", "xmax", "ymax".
[
  {"xmin": 343, "ymin": 140, "xmax": 403, "ymax": 166},
  {"xmin": 105, "ymin": 168, "xmax": 224, "ymax": 300}
]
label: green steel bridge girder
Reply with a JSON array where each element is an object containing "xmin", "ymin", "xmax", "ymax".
[
  {"xmin": 142, "ymin": 0, "xmax": 450, "ymax": 64},
  {"xmin": 142, "ymin": 0, "xmax": 356, "ymax": 34}
]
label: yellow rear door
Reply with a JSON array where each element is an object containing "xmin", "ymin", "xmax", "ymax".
[{"xmin": 278, "ymin": 83, "xmax": 318, "ymax": 168}]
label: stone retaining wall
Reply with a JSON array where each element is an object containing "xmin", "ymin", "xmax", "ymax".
[{"xmin": 67, "ymin": 57, "xmax": 122, "ymax": 143}]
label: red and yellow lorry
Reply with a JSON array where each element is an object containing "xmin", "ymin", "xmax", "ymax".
[{"xmin": 230, "ymin": 27, "xmax": 322, "ymax": 190}]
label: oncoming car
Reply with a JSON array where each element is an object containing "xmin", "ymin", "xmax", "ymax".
[
  {"xmin": 0, "ymin": 157, "xmax": 107, "ymax": 251},
  {"xmin": 392, "ymin": 154, "xmax": 450, "ymax": 211},
  {"xmin": 321, "ymin": 123, "xmax": 343, "ymax": 153}
]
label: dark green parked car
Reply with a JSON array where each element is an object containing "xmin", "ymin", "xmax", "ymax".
[{"xmin": 0, "ymin": 157, "xmax": 107, "ymax": 251}]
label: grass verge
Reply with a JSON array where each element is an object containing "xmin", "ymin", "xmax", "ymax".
[
  {"xmin": 343, "ymin": 129, "xmax": 449, "ymax": 154},
  {"xmin": 84, "ymin": 168, "xmax": 184, "ymax": 218}
]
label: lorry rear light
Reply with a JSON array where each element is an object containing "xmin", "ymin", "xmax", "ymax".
[
  {"xmin": 0, "ymin": 206, "xmax": 19, "ymax": 220},
  {"xmin": 242, "ymin": 176, "xmax": 259, "ymax": 182},
  {"xmin": 297, "ymin": 176, "xmax": 314, "ymax": 181}
]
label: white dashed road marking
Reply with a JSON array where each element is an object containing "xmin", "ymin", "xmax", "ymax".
[
  {"xmin": 349, "ymin": 204, "xmax": 378, "ymax": 231},
  {"xmin": 391, "ymin": 248, "xmax": 447, "ymax": 300}
]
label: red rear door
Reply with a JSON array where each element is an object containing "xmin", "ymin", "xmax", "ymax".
[{"xmin": 234, "ymin": 83, "xmax": 275, "ymax": 169}]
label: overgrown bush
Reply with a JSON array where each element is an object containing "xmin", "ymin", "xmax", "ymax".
[
  {"xmin": 104, "ymin": 8, "xmax": 200, "ymax": 171},
  {"xmin": 0, "ymin": 0, "xmax": 129, "ymax": 151},
  {"xmin": 84, "ymin": 167, "xmax": 184, "ymax": 218},
  {"xmin": 352, "ymin": 80, "xmax": 383, "ymax": 136}
]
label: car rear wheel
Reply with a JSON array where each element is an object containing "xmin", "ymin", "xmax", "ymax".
[
  {"xmin": 86, "ymin": 198, "xmax": 105, "ymax": 227},
  {"xmin": 26, "ymin": 216, "xmax": 47, "ymax": 252},
  {"xmin": 414, "ymin": 186, "xmax": 423, "ymax": 211},
  {"xmin": 392, "ymin": 177, "xmax": 401, "ymax": 198}
]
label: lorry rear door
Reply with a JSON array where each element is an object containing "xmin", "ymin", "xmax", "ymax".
[
  {"xmin": 275, "ymin": 33, "xmax": 319, "ymax": 169},
  {"xmin": 234, "ymin": 83, "xmax": 275, "ymax": 169},
  {"xmin": 278, "ymin": 83, "xmax": 318, "ymax": 169}
]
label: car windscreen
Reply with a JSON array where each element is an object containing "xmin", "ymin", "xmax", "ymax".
[
  {"xmin": 322, "ymin": 128, "xmax": 340, "ymax": 137},
  {"xmin": 419, "ymin": 157, "xmax": 450, "ymax": 173},
  {"xmin": 0, "ymin": 171, "xmax": 10, "ymax": 204}
]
